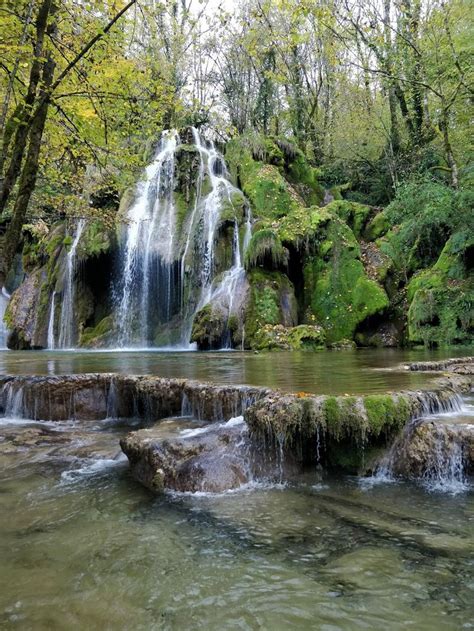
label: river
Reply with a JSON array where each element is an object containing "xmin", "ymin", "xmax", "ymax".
[{"xmin": 0, "ymin": 348, "xmax": 472, "ymax": 629}]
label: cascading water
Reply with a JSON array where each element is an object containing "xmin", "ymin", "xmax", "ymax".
[
  {"xmin": 370, "ymin": 394, "xmax": 473, "ymax": 493},
  {"xmin": 47, "ymin": 291, "xmax": 56, "ymax": 350},
  {"xmin": 0, "ymin": 287, "xmax": 10, "ymax": 349},
  {"xmin": 116, "ymin": 131, "xmax": 180, "ymax": 347},
  {"xmin": 115, "ymin": 127, "xmax": 251, "ymax": 349},
  {"xmin": 57, "ymin": 219, "xmax": 86, "ymax": 349}
]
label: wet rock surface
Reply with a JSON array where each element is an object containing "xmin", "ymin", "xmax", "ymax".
[
  {"xmin": 121, "ymin": 419, "xmax": 253, "ymax": 493},
  {"xmin": 389, "ymin": 420, "xmax": 474, "ymax": 479},
  {"xmin": 407, "ymin": 357, "xmax": 474, "ymax": 374}
]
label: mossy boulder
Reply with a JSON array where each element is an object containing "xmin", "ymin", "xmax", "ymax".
[
  {"xmin": 365, "ymin": 211, "xmax": 390, "ymax": 241},
  {"xmin": 226, "ymin": 137, "xmax": 307, "ymax": 221},
  {"xmin": 191, "ymin": 304, "xmax": 227, "ymax": 350},
  {"xmin": 80, "ymin": 315, "xmax": 115, "ymax": 348},
  {"xmin": 330, "ymin": 200, "xmax": 373, "ymax": 238},
  {"xmin": 244, "ymin": 269, "xmax": 298, "ymax": 347},
  {"xmin": 303, "ymin": 215, "xmax": 389, "ymax": 343},
  {"xmin": 253, "ymin": 324, "xmax": 325, "ymax": 351},
  {"xmin": 407, "ymin": 231, "xmax": 474, "ymax": 346}
]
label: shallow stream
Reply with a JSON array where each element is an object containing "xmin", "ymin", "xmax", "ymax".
[{"xmin": 0, "ymin": 348, "xmax": 473, "ymax": 629}]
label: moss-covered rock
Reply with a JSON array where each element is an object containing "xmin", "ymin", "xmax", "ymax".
[
  {"xmin": 407, "ymin": 231, "xmax": 474, "ymax": 346},
  {"xmin": 80, "ymin": 315, "xmax": 115, "ymax": 348},
  {"xmin": 252, "ymin": 324, "xmax": 325, "ymax": 351},
  {"xmin": 226, "ymin": 137, "xmax": 308, "ymax": 221},
  {"xmin": 330, "ymin": 200, "xmax": 373, "ymax": 238},
  {"xmin": 303, "ymin": 215, "xmax": 389, "ymax": 343},
  {"xmin": 191, "ymin": 304, "xmax": 227, "ymax": 350},
  {"xmin": 364, "ymin": 210, "xmax": 390, "ymax": 241},
  {"xmin": 244, "ymin": 228, "xmax": 288, "ymax": 270},
  {"xmin": 244, "ymin": 269, "xmax": 298, "ymax": 347}
]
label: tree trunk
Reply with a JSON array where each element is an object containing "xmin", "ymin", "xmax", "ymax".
[
  {"xmin": 440, "ymin": 104, "xmax": 459, "ymax": 188},
  {"xmin": 3, "ymin": 53, "xmax": 56, "ymax": 272},
  {"xmin": 0, "ymin": 0, "xmax": 53, "ymax": 215}
]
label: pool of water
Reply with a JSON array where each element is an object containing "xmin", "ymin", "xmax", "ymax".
[
  {"xmin": 0, "ymin": 347, "xmax": 472, "ymax": 394},
  {"xmin": 0, "ymin": 412, "xmax": 472, "ymax": 630},
  {"xmin": 1, "ymin": 348, "xmax": 472, "ymax": 629}
]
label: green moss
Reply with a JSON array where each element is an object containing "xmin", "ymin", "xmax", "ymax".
[
  {"xmin": 225, "ymin": 137, "xmax": 314, "ymax": 222},
  {"xmin": 190, "ymin": 304, "xmax": 226, "ymax": 350},
  {"xmin": 407, "ymin": 232, "xmax": 474, "ymax": 346},
  {"xmin": 244, "ymin": 269, "xmax": 297, "ymax": 347},
  {"xmin": 329, "ymin": 200, "xmax": 372, "ymax": 238},
  {"xmin": 364, "ymin": 211, "xmax": 390, "ymax": 241},
  {"xmin": 80, "ymin": 315, "xmax": 114, "ymax": 348},
  {"xmin": 253, "ymin": 324, "xmax": 325, "ymax": 351},
  {"xmin": 305, "ymin": 216, "xmax": 389, "ymax": 342},
  {"xmin": 286, "ymin": 325, "xmax": 325, "ymax": 350},
  {"xmin": 285, "ymin": 153, "xmax": 324, "ymax": 206},
  {"xmin": 364, "ymin": 395, "xmax": 399, "ymax": 436},
  {"xmin": 244, "ymin": 229, "xmax": 288, "ymax": 270},
  {"xmin": 219, "ymin": 189, "xmax": 246, "ymax": 224},
  {"xmin": 323, "ymin": 397, "xmax": 340, "ymax": 430}
]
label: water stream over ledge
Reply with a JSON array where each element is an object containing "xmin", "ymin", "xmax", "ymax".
[{"xmin": 0, "ymin": 348, "xmax": 472, "ymax": 629}]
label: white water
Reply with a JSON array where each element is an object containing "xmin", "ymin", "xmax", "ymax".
[
  {"xmin": 115, "ymin": 128, "xmax": 252, "ymax": 349},
  {"xmin": 57, "ymin": 219, "xmax": 86, "ymax": 349},
  {"xmin": 367, "ymin": 395, "xmax": 473, "ymax": 494},
  {"xmin": 47, "ymin": 291, "xmax": 56, "ymax": 350},
  {"xmin": 0, "ymin": 287, "xmax": 10, "ymax": 349},
  {"xmin": 117, "ymin": 131, "xmax": 180, "ymax": 347}
]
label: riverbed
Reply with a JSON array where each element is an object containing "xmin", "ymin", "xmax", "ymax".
[{"xmin": 0, "ymin": 348, "xmax": 473, "ymax": 629}]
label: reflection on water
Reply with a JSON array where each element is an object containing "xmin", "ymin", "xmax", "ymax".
[
  {"xmin": 0, "ymin": 347, "xmax": 472, "ymax": 394},
  {"xmin": 0, "ymin": 415, "xmax": 472, "ymax": 630}
]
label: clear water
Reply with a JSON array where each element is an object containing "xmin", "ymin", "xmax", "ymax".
[
  {"xmin": 0, "ymin": 413, "xmax": 472, "ymax": 630},
  {"xmin": 1, "ymin": 348, "xmax": 473, "ymax": 629},
  {"xmin": 0, "ymin": 347, "xmax": 471, "ymax": 394}
]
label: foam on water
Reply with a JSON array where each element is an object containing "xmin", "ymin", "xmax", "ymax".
[{"xmin": 60, "ymin": 453, "xmax": 128, "ymax": 484}]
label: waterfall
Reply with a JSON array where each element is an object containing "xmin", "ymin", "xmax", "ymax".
[
  {"xmin": 58, "ymin": 219, "xmax": 86, "ymax": 349},
  {"xmin": 47, "ymin": 291, "xmax": 56, "ymax": 350},
  {"xmin": 116, "ymin": 131, "xmax": 180, "ymax": 347},
  {"xmin": 115, "ymin": 128, "xmax": 252, "ymax": 349},
  {"xmin": 371, "ymin": 395, "xmax": 473, "ymax": 493},
  {"xmin": 0, "ymin": 287, "xmax": 10, "ymax": 349}
]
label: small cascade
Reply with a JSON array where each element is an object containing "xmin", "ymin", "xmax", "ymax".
[
  {"xmin": 47, "ymin": 291, "xmax": 56, "ymax": 350},
  {"xmin": 58, "ymin": 219, "xmax": 86, "ymax": 349},
  {"xmin": 114, "ymin": 127, "xmax": 252, "ymax": 349},
  {"xmin": 2, "ymin": 381, "xmax": 24, "ymax": 419},
  {"xmin": 370, "ymin": 394, "xmax": 473, "ymax": 493},
  {"xmin": 106, "ymin": 378, "xmax": 118, "ymax": 420},
  {"xmin": 0, "ymin": 287, "xmax": 10, "ymax": 349},
  {"xmin": 420, "ymin": 423, "xmax": 470, "ymax": 493}
]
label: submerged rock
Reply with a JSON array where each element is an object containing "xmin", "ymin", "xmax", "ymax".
[{"xmin": 121, "ymin": 419, "xmax": 253, "ymax": 493}]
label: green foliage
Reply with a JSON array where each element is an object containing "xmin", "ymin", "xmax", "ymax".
[
  {"xmin": 244, "ymin": 229, "xmax": 288, "ymax": 270},
  {"xmin": 407, "ymin": 231, "xmax": 474, "ymax": 346},
  {"xmin": 381, "ymin": 178, "xmax": 473, "ymax": 274},
  {"xmin": 78, "ymin": 221, "xmax": 111, "ymax": 258}
]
